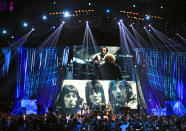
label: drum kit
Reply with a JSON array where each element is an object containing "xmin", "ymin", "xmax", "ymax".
[{"xmin": 73, "ymin": 57, "xmax": 97, "ymax": 79}]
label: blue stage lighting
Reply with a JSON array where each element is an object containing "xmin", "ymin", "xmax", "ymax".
[
  {"xmin": 106, "ymin": 9, "xmax": 110, "ymax": 13},
  {"xmin": 88, "ymin": 2, "xmax": 91, "ymax": 6},
  {"xmin": 64, "ymin": 11, "xmax": 70, "ymax": 18},
  {"xmin": 2, "ymin": 29, "xmax": 7, "ymax": 34},
  {"xmin": 86, "ymin": 21, "xmax": 88, "ymax": 24},
  {"xmin": 145, "ymin": 16, "xmax": 150, "ymax": 20},
  {"xmin": 52, "ymin": 26, "xmax": 56, "ymax": 29},
  {"xmin": 42, "ymin": 15, "xmax": 47, "ymax": 20},
  {"xmin": 31, "ymin": 28, "xmax": 35, "ymax": 31},
  {"xmin": 23, "ymin": 22, "xmax": 28, "ymax": 27},
  {"xmin": 133, "ymin": 4, "xmax": 136, "ymax": 8}
]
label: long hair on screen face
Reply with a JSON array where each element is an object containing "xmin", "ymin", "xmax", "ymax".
[
  {"xmin": 109, "ymin": 80, "xmax": 134, "ymax": 107},
  {"xmin": 85, "ymin": 80, "xmax": 105, "ymax": 106},
  {"xmin": 56, "ymin": 85, "xmax": 83, "ymax": 110}
]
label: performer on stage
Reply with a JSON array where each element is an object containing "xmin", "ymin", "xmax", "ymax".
[{"xmin": 99, "ymin": 54, "xmax": 122, "ymax": 80}]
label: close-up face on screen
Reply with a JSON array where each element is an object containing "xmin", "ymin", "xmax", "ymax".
[{"xmin": 55, "ymin": 80, "xmax": 137, "ymax": 114}]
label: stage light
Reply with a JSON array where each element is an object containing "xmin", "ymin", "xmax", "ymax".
[
  {"xmin": 129, "ymin": 24, "xmax": 133, "ymax": 27},
  {"xmin": 177, "ymin": 33, "xmax": 179, "ymax": 36},
  {"xmin": 62, "ymin": 21, "xmax": 65, "ymax": 24},
  {"xmin": 2, "ymin": 29, "xmax": 7, "ymax": 34},
  {"xmin": 144, "ymin": 26, "xmax": 146, "ymax": 29},
  {"xmin": 53, "ymin": 1, "xmax": 56, "ymax": 5},
  {"xmin": 148, "ymin": 24, "xmax": 151, "ymax": 27},
  {"xmin": 86, "ymin": 21, "xmax": 88, "ymax": 24},
  {"xmin": 145, "ymin": 16, "xmax": 150, "ymax": 20},
  {"xmin": 120, "ymin": 19, "xmax": 123, "ymax": 22},
  {"xmin": 106, "ymin": 9, "xmax": 110, "ymax": 13},
  {"xmin": 160, "ymin": 6, "xmax": 163, "ymax": 9},
  {"xmin": 118, "ymin": 22, "xmax": 120, "ymax": 25},
  {"xmin": 23, "ymin": 22, "xmax": 28, "ymax": 27},
  {"xmin": 133, "ymin": 4, "xmax": 136, "ymax": 8},
  {"xmin": 42, "ymin": 15, "xmax": 47, "ymax": 20},
  {"xmin": 31, "ymin": 28, "xmax": 35, "ymax": 31},
  {"xmin": 64, "ymin": 11, "xmax": 70, "ymax": 18},
  {"xmin": 148, "ymin": 29, "xmax": 151, "ymax": 32},
  {"xmin": 11, "ymin": 36, "xmax": 14, "ymax": 39},
  {"xmin": 52, "ymin": 26, "xmax": 56, "ymax": 29},
  {"xmin": 88, "ymin": 2, "xmax": 91, "ymax": 6}
]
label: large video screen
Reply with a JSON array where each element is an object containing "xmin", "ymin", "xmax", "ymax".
[
  {"xmin": 55, "ymin": 80, "xmax": 137, "ymax": 114},
  {"xmin": 67, "ymin": 46, "xmax": 134, "ymax": 80}
]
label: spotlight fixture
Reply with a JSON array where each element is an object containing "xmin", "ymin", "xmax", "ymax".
[
  {"xmin": 144, "ymin": 26, "xmax": 146, "ymax": 29},
  {"xmin": 62, "ymin": 21, "xmax": 65, "ymax": 24},
  {"xmin": 120, "ymin": 19, "xmax": 123, "ymax": 22},
  {"xmin": 64, "ymin": 11, "xmax": 70, "ymax": 18},
  {"xmin": 42, "ymin": 15, "xmax": 47, "ymax": 20},
  {"xmin": 148, "ymin": 24, "xmax": 151, "ymax": 27},
  {"xmin": 11, "ymin": 36, "xmax": 14, "ymax": 39},
  {"xmin": 106, "ymin": 9, "xmax": 110, "ymax": 13},
  {"xmin": 148, "ymin": 29, "xmax": 151, "ymax": 32},
  {"xmin": 118, "ymin": 22, "xmax": 120, "ymax": 25},
  {"xmin": 86, "ymin": 21, "xmax": 88, "ymax": 24},
  {"xmin": 145, "ymin": 16, "xmax": 150, "ymax": 20},
  {"xmin": 23, "ymin": 22, "xmax": 28, "ymax": 27},
  {"xmin": 133, "ymin": 5, "xmax": 136, "ymax": 8},
  {"xmin": 88, "ymin": 2, "xmax": 91, "ymax": 6},
  {"xmin": 31, "ymin": 28, "xmax": 35, "ymax": 31},
  {"xmin": 129, "ymin": 24, "xmax": 133, "ymax": 27},
  {"xmin": 177, "ymin": 33, "xmax": 179, "ymax": 36},
  {"xmin": 52, "ymin": 26, "xmax": 56, "ymax": 29},
  {"xmin": 2, "ymin": 29, "xmax": 7, "ymax": 34}
]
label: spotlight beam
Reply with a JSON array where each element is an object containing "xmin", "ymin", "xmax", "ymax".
[
  {"xmin": 82, "ymin": 22, "xmax": 99, "ymax": 59},
  {"xmin": 40, "ymin": 22, "xmax": 64, "ymax": 48},
  {"xmin": 131, "ymin": 26, "xmax": 148, "ymax": 48},
  {"xmin": 149, "ymin": 25, "xmax": 178, "ymax": 51},
  {"xmin": 144, "ymin": 27, "xmax": 162, "ymax": 48}
]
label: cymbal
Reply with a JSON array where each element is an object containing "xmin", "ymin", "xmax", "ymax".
[{"xmin": 73, "ymin": 57, "xmax": 85, "ymax": 64}]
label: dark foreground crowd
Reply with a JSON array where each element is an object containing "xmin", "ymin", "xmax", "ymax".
[{"xmin": 0, "ymin": 111, "xmax": 186, "ymax": 131}]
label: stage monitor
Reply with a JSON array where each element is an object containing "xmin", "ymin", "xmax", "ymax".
[{"xmin": 21, "ymin": 99, "xmax": 37, "ymax": 114}]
